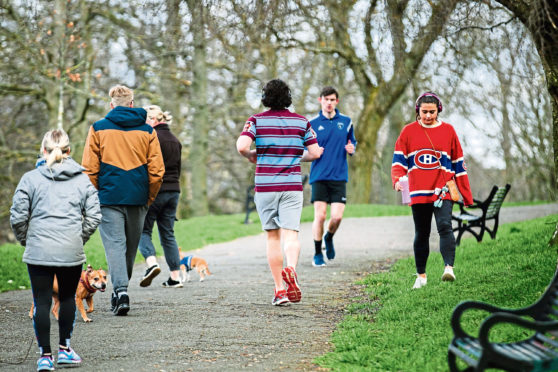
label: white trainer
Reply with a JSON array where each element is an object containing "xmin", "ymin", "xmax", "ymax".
[
  {"xmin": 412, "ymin": 275, "xmax": 427, "ymax": 289},
  {"xmin": 442, "ymin": 266, "xmax": 456, "ymax": 282}
]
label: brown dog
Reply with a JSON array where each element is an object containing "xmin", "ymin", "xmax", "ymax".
[
  {"xmin": 29, "ymin": 265, "xmax": 107, "ymax": 323},
  {"xmin": 179, "ymin": 248, "xmax": 212, "ymax": 282}
]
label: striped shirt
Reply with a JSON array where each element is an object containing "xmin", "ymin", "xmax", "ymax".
[{"xmin": 240, "ymin": 109, "xmax": 318, "ymax": 192}]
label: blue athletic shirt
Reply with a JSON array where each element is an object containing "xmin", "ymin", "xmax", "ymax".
[{"xmin": 309, "ymin": 109, "xmax": 357, "ymax": 183}]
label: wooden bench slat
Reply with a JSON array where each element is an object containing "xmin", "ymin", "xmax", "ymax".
[{"xmin": 536, "ymin": 333, "xmax": 558, "ymax": 349}]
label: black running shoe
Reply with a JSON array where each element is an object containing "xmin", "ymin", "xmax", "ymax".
[
  {"xmin": 161, "ymin": 277, "xmax": 183, "ymax": 288},
  {"xmin": 140, "ymin": 264, "xmax": 161, "ymax": 287},
  {"xmin": 113, "ymin": 293, "xmax": 130, "ymax": 316},
  {"xmin": 110, "ymin": 292, "xmax": 117, "ymax": 312}
]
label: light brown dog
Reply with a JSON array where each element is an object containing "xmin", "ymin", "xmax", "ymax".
[
  {"xmin": 29, "ymin": 265, "xmax": 107, "ymax": 323},
  {"xmin": 179, "ymin": 248, "xmax": 212, "ymax": 282}
]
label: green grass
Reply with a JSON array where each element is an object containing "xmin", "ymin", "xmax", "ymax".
[
  {"xmin": 0, "ymin": 203, "xmax": 411, "ymax": 293},
  {"xmin": 314, "ymin": 214, "xmax": 558, "ymax": 371}
]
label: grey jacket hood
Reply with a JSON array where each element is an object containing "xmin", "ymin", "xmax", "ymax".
[{"xmin": 37, "ymin": 157, "xmax": 84, "ymax": 181}]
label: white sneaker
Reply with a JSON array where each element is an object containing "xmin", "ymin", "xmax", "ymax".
[
  {"xmin": 442, "ymin": 266, "xmax": 456, "ymax": 282},
  {"xmin": 412, "ymin": 275, "xmax": 427, "ymax": 289}
]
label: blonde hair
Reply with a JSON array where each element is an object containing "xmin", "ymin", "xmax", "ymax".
[
  {"xmin": 109, "ymin": 85, "xmax": 134, "ymax": 107},
  {"xmin": 41, "ymin": 129, "xmax": 70, "ymax": 167},
  {"xmin": 144, "ymin": 105, "xmax": 173, "ymax": 125}
]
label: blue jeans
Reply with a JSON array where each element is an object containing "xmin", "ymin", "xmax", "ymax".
[
  {"xmin": 99, "ymin": 205, "xmax": 148, "ymax": 293},
  {"xmin": 411, "ymin": 200, "xmax": 456, "ymax": 274},
  {"xmin": 138, "ymin": 191, "xmax": 181, "ymax": 271}
]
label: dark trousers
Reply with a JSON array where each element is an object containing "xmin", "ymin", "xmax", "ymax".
[
  {"xmin": 28, "ymin": 264, "xmax": 82, "ymax": 353},
  {"xmin": 138, "ymin": 191, "xmax": 181, "ymax": 271},
  {"xmin": 411, "ymin": 200, "xmax": 456, "ymax": 274}
]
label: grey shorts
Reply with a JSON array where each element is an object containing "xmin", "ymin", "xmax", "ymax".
[{"xmin": 254, "ymin": 191, "xmax": 303, "ymax": 231}]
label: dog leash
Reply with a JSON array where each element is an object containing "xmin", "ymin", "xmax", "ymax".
[{"xmin": 0, "ymin": 336, "xmax": 34, "ymax": 366}]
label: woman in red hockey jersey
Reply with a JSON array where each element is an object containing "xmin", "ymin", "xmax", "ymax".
[{"xmin": 391, "ymin": 92, "xmax": 473, "ymax": 289}]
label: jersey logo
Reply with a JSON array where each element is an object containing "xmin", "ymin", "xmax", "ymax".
[
  {"xmin": 337, "ymin": 122, "xmax": 343, "ymax": 130},
  {"xmin": 414, "ymin": 149, "xmax": 441, "ymax": 170},
  {"xmin": 318, "ymin": 125, "xmax": 324, "ymax": 131},
  {"xmin": 243, "ymin": 121, "xmax": 252, "ymax": 132}
]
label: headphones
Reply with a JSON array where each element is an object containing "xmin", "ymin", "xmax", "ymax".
[{"xmin": 415, "ymin": 92, "xmax": 443, "ymax": 113}]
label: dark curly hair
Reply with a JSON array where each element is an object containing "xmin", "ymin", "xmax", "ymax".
[{"xmin": 261, "ymin": 79, "xmax": 292, "ymax": 110}]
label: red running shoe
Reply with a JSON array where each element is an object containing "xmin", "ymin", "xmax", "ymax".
[
  {"xmin": 272, "ymin": 289, "xmax": 289, "ymax": 306},
  {"xmin": 282, "ymin": 266, "xmax": 301, "ymax": 303}
]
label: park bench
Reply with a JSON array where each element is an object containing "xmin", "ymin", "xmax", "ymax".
[
  {"xmin": 243, "ymin": 175, "xmax": 309, "ymax": 224},
  {"xmin": 452, "ymin": 184, "xmax": 511, "ymax": 245},
  {"xmin": 448, "ymin": 266, "xmax": 558, "ymax": 371}
]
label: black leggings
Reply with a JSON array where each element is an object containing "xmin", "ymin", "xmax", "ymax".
[
  {"xmin": 411, "ymin": 200, "xmax": 456, "ymax": 274},
  {"xmin": 28, "ymin": 264, "xmax": 82, "ymax": 354}
]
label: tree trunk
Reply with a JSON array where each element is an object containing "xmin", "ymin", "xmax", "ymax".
[{"xmin": 186, "ymin": 0, "xmax": 209, "ymax": 216}]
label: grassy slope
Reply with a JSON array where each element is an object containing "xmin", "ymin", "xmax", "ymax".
[{"xmin": 315, "ymin": 214, "xmax": 558, "ymax": 371}]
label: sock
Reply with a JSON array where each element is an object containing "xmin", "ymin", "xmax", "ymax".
[
  {"xmin": 324, "ymin": 231, "xmax": 334, "ymax": 241},
  {"xmin": 314, "ymin": 240, "xmax": 322, "ymax": 256},
  {"xmin": 40, "ymin": 346, "xmax": 52, "ymax": 356}
]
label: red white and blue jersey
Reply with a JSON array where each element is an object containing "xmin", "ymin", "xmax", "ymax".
[
  {"xmin": 240, "ymin": 109, "xmax": 318, "ymax": 192},
  {"xmin": 391, "ymin": 121, "xmax": 473, "ymax": 206}
]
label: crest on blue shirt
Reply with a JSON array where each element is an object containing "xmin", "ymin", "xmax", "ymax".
[{"xmin": 337, "ymin": 122, "xmax": 343, "ymax": 130}]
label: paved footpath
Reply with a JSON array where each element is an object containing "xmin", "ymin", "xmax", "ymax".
[{"xmin": 1, "ymin": 204, "xmax": 557, "ymax": 371}]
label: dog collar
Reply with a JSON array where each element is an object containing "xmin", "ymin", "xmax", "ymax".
[{"xmin": 80, "ymin": 270, "xmax": 97, "ymax": 294}]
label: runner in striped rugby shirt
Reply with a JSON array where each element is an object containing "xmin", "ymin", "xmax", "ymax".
[{"xmin": 236, "ymin": 79, "xmax": 323, "ymax": 306}]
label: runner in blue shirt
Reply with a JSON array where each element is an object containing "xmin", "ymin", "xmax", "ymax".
[{"xmin": 309, "ymin": 87, "xmax": 357, "ymax": 267}]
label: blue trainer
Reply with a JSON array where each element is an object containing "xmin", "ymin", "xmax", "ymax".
[
  {"xmin": 324, "ymin": 238, "xmax": 335, "ymax": 260},
  {"xmin": 57, "ymin": 347, "xmax": 82, "ymax": 365},
  {"xmin": 37, "ymin": 355, "xmax": 54, "ymax": 371},
  {"xmin": 312, "ymin": 253, "xmax": 327, "ymax": 267}
]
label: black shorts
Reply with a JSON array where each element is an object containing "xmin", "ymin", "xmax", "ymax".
[{"xmin": 311, "ymin": 181, "xmax": 347, "ymax": 204}]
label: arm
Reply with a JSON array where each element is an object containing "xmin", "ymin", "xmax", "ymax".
[
  {"xmin": 147, "ymin": 132, "xmax": 165, "ymax": 206},
  {"xmin": 301, "ymin": 143, "xmax": 324, "ymax": 162},
  {"xmin": 345, "ymin": 121, "xmax": 357, "ymax": 155},
  {"xmin": 10, "ymin": 176, "xmax": 31, "ymax": 246},
  {"xmin": 451, "ymin": 132, "xmax": 474, "ymax": 206},
  {"xmin": 236, "ymin": 135, "xmax": 257, "ymax": 164},
  {"xmin": 81, "ymin": 179, "xmax": 102, "ymax": 244},
  {"xmin": 391, "ymin": 131, "xmax": 408, "ymax": 189},
  {"xmin": 81, "ymin": 126, "xmax": 100, "ymax": 189}
]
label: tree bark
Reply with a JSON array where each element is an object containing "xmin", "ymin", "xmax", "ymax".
[{"xmin": 185, "ymin": 0, "xmax": 209, "ymax": 216}]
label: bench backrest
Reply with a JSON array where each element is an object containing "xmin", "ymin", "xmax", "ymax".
[{"xmin": 485, "ymin": 184, "xmax": 511, "ymax": 219}]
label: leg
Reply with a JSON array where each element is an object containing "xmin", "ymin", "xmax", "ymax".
[
  {"xmin": 323, "ymin": 182, "xmax": 347, "ymax": 260},
  {"xmin": 327, "ymin": 202, "xmax": 346, "ymax": 234},
  {"xmin": 99, "ymin": 206, "xmax": 129, "ymax": 293},
  {"xmin": 124, "ymin": 205, "xmax": 149, "ymax": 281},
  {"xmin": 157, "ymin": 192, "xmax": 182, "ymax": 282},
  {"xmin": 283, "ymin": 229, "xmax": 301, "ymax": 269},
  {"xmin": 411, "ymin": 203, "xmax": 434, "ymax": 275},
  {"xmin": 266, "ymin": 229, "xmax": 284, "ymax": 291},
  {"xmin": 55, "ymin": 265, "xmax": 82, "ymax": 346},
  {"xmin": 435, "ymin": 200, "xmax": 457, "ymax": 281},
  {"xmin": 138, "ymin": 199, "xmax": 160, "ymax": 262},
  {"xmin": 312, "ymin": 201, "xmax": 327, "ymax": 242},
  {"xmin": 27, "ymin": 264, "xmax": 55, "ymax": 355}
]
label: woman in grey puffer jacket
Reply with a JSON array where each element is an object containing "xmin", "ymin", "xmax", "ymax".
[{"xmin": 10, "ymin": 129, "xmax": 101, "ymax": 370}]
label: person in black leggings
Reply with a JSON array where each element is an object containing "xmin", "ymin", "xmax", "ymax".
[{"xmin": 10, "ymin": 129, "xmax": 101, "ymax": 370}]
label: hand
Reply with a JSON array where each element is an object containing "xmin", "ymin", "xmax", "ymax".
[
  {"xmin": 248, "ymin": 150, "xmax": 257, "ymax": 164},
  {"xmin": 394, "ymin": 181, "xmax": 403, "ymax": 191},
  {"xmin": 317, "ymin": 146, "xmax": 324, "ymax": 157},
  {"xmin": 345, "ymin": 140, "xmax": 355, "ymax": 154}
]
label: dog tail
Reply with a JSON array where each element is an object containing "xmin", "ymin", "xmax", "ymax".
[{"xmin": 205, "ymin": 267, "xmax": 212, "ymax": 276}]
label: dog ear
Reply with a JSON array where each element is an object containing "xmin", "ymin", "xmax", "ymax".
[{"xmin": 86, "ymin": 264, "xmax": 92, "ymax": 272}]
